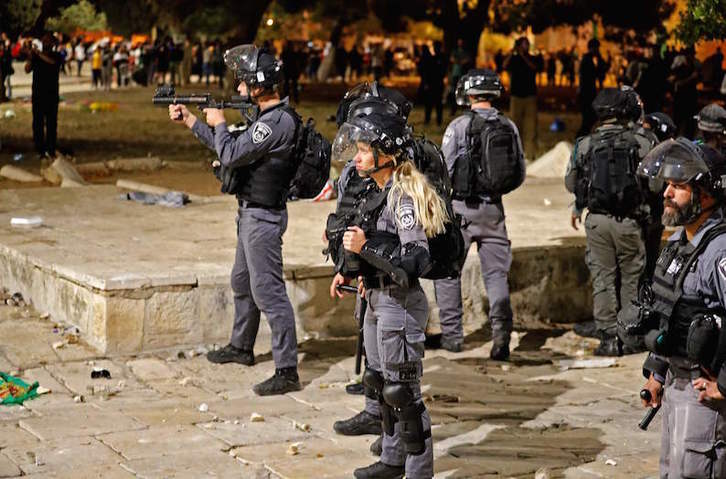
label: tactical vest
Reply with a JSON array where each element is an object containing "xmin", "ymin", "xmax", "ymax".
[
  {"xmin": 649, "ymin": 223, "xmax": 726, "ymax": 356},
  {"xmin": 237, "ymin": 104, "xmax": 299, "ymax": 208}
]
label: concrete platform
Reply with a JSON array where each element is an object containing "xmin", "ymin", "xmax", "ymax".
[{"xmin": 0, "ymin": 178, "xmax": 588, "ymax": 354}]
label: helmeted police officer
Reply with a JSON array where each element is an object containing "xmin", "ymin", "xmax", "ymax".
[
  {"xmin": 168, "ymin": 44, "xmax": 301, "ymax": 396},
  {"xmin": 331, "ymin": 112, "xmax": 444, "ymax": 479},
  {"xmin": 328, "ymin": 83, "xmax": 413, "ymax": 449},
  {"xmin": 433, "ymin": 69, "xmax": 525, "ymax": 360},
  {"xmin": 643, "ymin": 112, "xmax": 678, "ymax": 143},
  {"xmin": 565, "ymin": 87, "xmax": 654, "ymax": 355},
  {"xmin": 697, "ymin": 103, "xmax": 726, "ymax": 156},
  {"xmin": 620, "ymin": 139, "xmax": 726, "ymax": 478}
]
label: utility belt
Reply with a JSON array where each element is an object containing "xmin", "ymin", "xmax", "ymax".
[
  {"xmin": 587, "ymin": 209, "xmax": 642, "ymax": 222},
  {"xmin": 238, "ymin": 198, "xmax": 286, "ymax": 211},
  {"xmin": 463, "ymin": 195, "xmax": 502, "ymax": 208},
  {"xmin": 362, "ymin": 274, "xmax": 418, "ymax": 290}
]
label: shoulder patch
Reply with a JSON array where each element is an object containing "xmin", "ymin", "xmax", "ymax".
[
  {"xmin": 397, "ymin": 203, "xmax": 416, "ymax": 230},
  {"xmin": 251, "ymin": 122, "xmax": 272, "ymax": 144},
  {"xmin": 719, "ymin": 257, "xmax": 726, "ymax": 282}
]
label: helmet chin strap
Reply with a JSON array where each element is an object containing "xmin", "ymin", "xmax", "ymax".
[{"xmin": 360, "ymin": 148, "xmax": 395, "ymax": 176}]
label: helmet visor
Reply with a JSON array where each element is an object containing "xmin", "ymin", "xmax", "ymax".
[
  {"xmin": 637, "ymin": 138, "xmax": 709, "ymax": 184},
  {"xmin": 344, "ymin": 82, "xmax": 372, "ymax": 101},
  {"xmin": 455, "ymin": 77, "xmax": 470, "ymax": 106},
  {"xmin": 224, "ymin": 45, "xmax": 259, "ymax": 77},
  {"xmin": 331, "ymin": 122, "xmax": 380, "ymax": 164}
]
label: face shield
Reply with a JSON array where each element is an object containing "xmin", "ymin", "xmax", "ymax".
[
  {"xmin": 455, "ymin": 77, "xmax": 470, "ymax": 106},
  {"xmin": 637, "ymin": 138, "xmax": 709, "ymax": 187},
  {"xmin": 331, "ymin": 121, "xmax": 380, "ymax": 164},
  {"xmin": 224, "ymin": 44, "xmax": 259, "ymax": 79}
]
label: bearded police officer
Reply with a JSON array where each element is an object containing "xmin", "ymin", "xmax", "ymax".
[
  {"xmin": 168, "ymin": 44, "xmax": 301, "ymax": 396},
  {"xmin": 619, "ymin": 139, "xmax": 726, "ymax": 478},
  {"xmin": 328, "ymin": 83, "xmax": 412, "ymax": 451},
  {"xmin": 565, "ymin": 87, "xmax": 654, "ymax": 355},
  {"xmin": 433, "ymin": 69, "xmax": 525, "ymax": 359},
  {"xmin": 697, "ymin": 103, "xmax": 726, "ymax": 156}
]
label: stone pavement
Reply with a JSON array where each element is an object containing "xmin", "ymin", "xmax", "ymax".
[{"xmin": 0, "ymin": 296, "xmax": 662, "ymax": 478}]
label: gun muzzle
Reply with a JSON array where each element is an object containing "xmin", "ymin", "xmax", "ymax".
[{"xmin": 638, "ymin": 389, "xmax": 660, "ymax": 431}]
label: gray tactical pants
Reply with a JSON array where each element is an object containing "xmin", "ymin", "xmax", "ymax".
[
  {"xmin": 660, "ymin": 371, "xmax": 726, "ymax": 478},
  {"xmin": 364, "ymin": 285, "xmax": 434, "ymax": 478},
  {"xmin": 584, "ymin": 213, "xmax": 644, "ymax": 336},
  {"xmin": 433, "ymin": 200, "xmax": 513, "ymax": 344},
  {"xmin": 230, "ymin": 206, "xmax": 298, "ymax": 369}
]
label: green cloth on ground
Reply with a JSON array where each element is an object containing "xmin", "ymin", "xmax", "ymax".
[{"xmin": 0, "ymin": 371, "xmax": 38, "ymax": 405}]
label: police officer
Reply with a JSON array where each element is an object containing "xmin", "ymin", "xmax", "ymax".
[
  {"xmin": 330, "ymin": 113, "xmax": 443, "ymax": 478},
  {"xmin": 565, "ymin": 88, "xmax": 654, "ymax": 354},
  {"xmin": 168, "ymin": 44, "xmax": 301, "ymax": 396},
  {"xmin": 696, "ymin": 103, "xmax": 726, "ymax": 156},
  {"xmin": 328, "ymin": 83, "xmax": 412, "ymax": 448},
  {"xmin": 643, "ymin": 112, "xmax": 678, "ymax": 143},
  {"xmin": 624, "ymin": 139, "xmax": 726, "ymax": 478},
  {"xmin": 433, "ymin": 69, "xmax": 525, "ymax": 359}
]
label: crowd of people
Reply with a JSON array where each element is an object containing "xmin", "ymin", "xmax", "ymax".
[{"xmin": 165, "ymin": 35, "xmax": 726, "ymax": 478}]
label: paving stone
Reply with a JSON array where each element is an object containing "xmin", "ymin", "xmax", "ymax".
[
  {"xmin": 19, "ymin": 403, "xmax": 145, "ymax": 441},
  {"xmin": 0, "ymin": 319, "xmax": 59, "ymax": 368},
  {"xmin": 45, "ymin": 359, "xmax": 145, "ymax": 396},
  {"xmin": 127, "ymin": 357, "xmax": 178, "ymax": 381},
  {"xmin": 21, "ymin": 464, "xmax": 136, "ymax": 478},
  {"xmin": 99, "ymin": 424, "xmax": 227, "ymax": 460},
  {"xmin": 204, "ymin": 394, "xmax": 308, "ymax": 421},
  {"xmin": 121, "ymin": 450, "xmax": 246, "ymax": 478},
  {"xmin": 0, "ymin": 422, "xmax": 40, "ymax": 449},
  {"xmin": 108, "ymin": 400, "xmax": 214, "ymax": 427},
  {"xmin": 2, "ymin": 436, "xmax": 122, "ymax": 475},
  {"xmin": 199, "ymin": 416, "xmax": 311, "ymax": 447},
  {"xmin": 0, "ymin": 404, "xmax": 33, "ymax": 423},
  {"xmin": 232, "ymin": 437, "xmax": 373, "ymax": 478},
  {"xmin": 0, "ymin": 452, "xmax": 21, "ymax": 478}
]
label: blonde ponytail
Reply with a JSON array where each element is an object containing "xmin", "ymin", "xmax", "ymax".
[{"xmin": 388, "ymin": 160, "xmax": 449, "ymax": 238}]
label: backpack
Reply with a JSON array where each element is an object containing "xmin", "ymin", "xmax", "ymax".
[
  {"xmin": 585, "ymin": 127, "xmax": 644, "ymax": 218},
  {"xmin": 409, "ymin": 137, "xmax": 466, "ymax": 280},
  {"xmin": 282, "ymin": 106, "xmax": 332, "ymax": 199},
  {"xmin": 452, "ymin": 112, "xmax": 524, "ymax": 199}
]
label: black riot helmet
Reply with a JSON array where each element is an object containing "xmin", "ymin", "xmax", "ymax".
[
  {"xmin": 592, "ymin": 87, "xmax": 638, "ymax": 122},
  {"xmin": 332, "ymin": 113, "xmax": 412, "ymax": 175},
  {"xmin": 455, "ymin": 69, "xmax": 502, "ymax": 106},
  {"xmin": 638, "ymin": 138, "xmax": 726, "ymax": 221},
  {"xmin": 335, "ymin": 81, "xmax": 412, "ymax": 127},
  {"xmin": 644, "ymin": 112, "xmax": 677, "ymax": 142},
  {"xmin": 223, "ymin": 44, "xmax": 282, "ymax": 91},
  {"xmin": 696, "ymin": 103, "xmax": 726, "ymax": 135}
]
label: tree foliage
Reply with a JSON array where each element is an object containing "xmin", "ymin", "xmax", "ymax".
[
  {"xmin": 0, "ymin": 0, "xmax": 44, "ymax": 36},
  {"xmin": 46, "ymin": 0, "xmax": 107, "ymax": 34},
  {"xmin": 676, "ymin": 0, "xmax": 726, "ymax": 45}
]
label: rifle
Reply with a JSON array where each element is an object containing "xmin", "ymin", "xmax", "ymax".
[
  {"xmin": 152, "ymin": 84, "xmax": 258, "ymax": 124},
  {"xmin": 337, "ymin": 284, "xmax": 367, "ymax": 375}
]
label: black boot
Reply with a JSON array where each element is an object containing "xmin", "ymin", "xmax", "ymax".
[
  {"xmin": 353, "ymin": 461, "xmax": 404, "ymax": 479},
  {"xmin": 594, "ymin": 333, "xmax": 623, "ymax": 357},
  {"xmin": 490, "ymin": 342, "xmax": 510, "ymax": 361},
  {"xmin": 206, "ymin": 344, "xmax": 254, "ymax": 365},
  {"xmin": 370, "ymin": 435, "xmax": 382, "ymax": 456},
  {"xmin": 333, "ymin": 410, "xmax": 382, "ymax": 436},
  {"xmin": 574, "ymin": 320, "xmax": 599, "ymax": 338},
  {"xmin": 441, "ymin": 336, "xmax": 463, "ymax": 352},
  {"xmin": 252, "ymin": 367, "xmax": 301, "ymax": 396}
]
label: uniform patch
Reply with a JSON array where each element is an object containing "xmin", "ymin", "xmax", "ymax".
[
  {"xmin": 442, "ymin": 128, "xmax": 454, "ymax": 147},
  {"xmin": 251, "ymin": 122, "xmax": 272, "ymax": 144},
  {"xmin": 397, "ymin": 203, "xmax": 416, "ymax": 230},
  {"xmin": 719, "ymin": 257, "xmax": 726, "ymax": 282}
]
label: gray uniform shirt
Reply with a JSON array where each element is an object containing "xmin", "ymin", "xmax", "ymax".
[
  {"xmin": 441, "ymin": 106, "xmax": 525, "ymax": 203},
  {"xmin": 564, "ymin": 123, "xmax": 654, "ymax": 215},
  {"xmin": 191, "ymin": 97, "xmax": 297, "ymax": 169},
  {"xmin": 377, "ymin": 181, "xmax": 429, "ymax": 255}
]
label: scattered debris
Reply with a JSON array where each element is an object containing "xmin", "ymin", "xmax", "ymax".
[
  {"xmin": 4, "ymin": 109, "xmax": 16, "ymax": 119},
  {"xmin": 119, "ymin": 191, "xmax": 190, "ymax": 208},
  {"xmin": 39, "ymin": 312, "xmax": 50, "ymax": 320},
  {"xmin": 0, "ymin": 372, "xmax": 39, "ymax": 405},
  {"xmin": 51, "ymin": 341, "xmax": 65, "ymax": 350},
  {"xmin": 501, "ymin": 364, "xmax": 511, "ymax": 372},
  {"xmin": 293, "ymin": 421, "xmax": 311, "ymax": 432},
  {"xmin": 73, "ymin": 395, "xmax": 84, "ymax": 403},
  {"xmin": 0, "ymin": 165, "xmax": 43, "ymax": 183},
  {"xmin": 198, "ymin": 403, "xmax": 209, "ymax": 412},
  {"xmin": 41, "ymin": 157, "xmax": 87, "ymax": 187},
  {"xmin": 286, "ymin": 442, "xmax": 301, "ymax": 456},
  {"xmin": 558, "ymin": 358, "xmax": 617, "ymax": 371},
  {"xmin": 543, "ymin": 198, "xmax": 552, "ymax": 206},
  {"xmin": 106, "ymin": 157, "xmax": 162, "ymax": 172},
  {"xmin": 10, "ymin": 217, "xmax": 43, "ymax": 228},
  {"xmin": 186, "ymin": 349, "xmax": 198, "ymax": 358},
  {"xmin": 90, "ymin": 369, "xmax": 111, "ymax": 379},
  {"xmin": 116, "ymin": 179, "xmax": 204, "ymax": 203},
  {"xmin": 36, "ymin": 386, "xmax": 50, "ymax": 395},
  {"xmin": 605, "ymin": 459, "xmax": 618, "ymax": 466},
  {"xmin": 233, "ymin": 419, "xmax": 240, "ymax": 425},
  {"xmin": 250, "ymin": 412, "xmax": 264, "ymax": 422},
  {"xmin": 179, "ymin": 377, "xmax": 194, "ymax": 387},
  {"xmin": 5, "ymin": 292, "xmax": 26, "ymax": 307},
  {"xmin": 177, "ymin": 351, "xmax": 187, "ymax": 360}
]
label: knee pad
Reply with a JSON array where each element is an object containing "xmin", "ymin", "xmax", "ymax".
[
  {"xmin": 362, "ymin": 368, "xmax": 383, "ymax": 401},
  {"xmin": 382, "ymin": 382, "xmax": 430, "ymax": 456}
]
